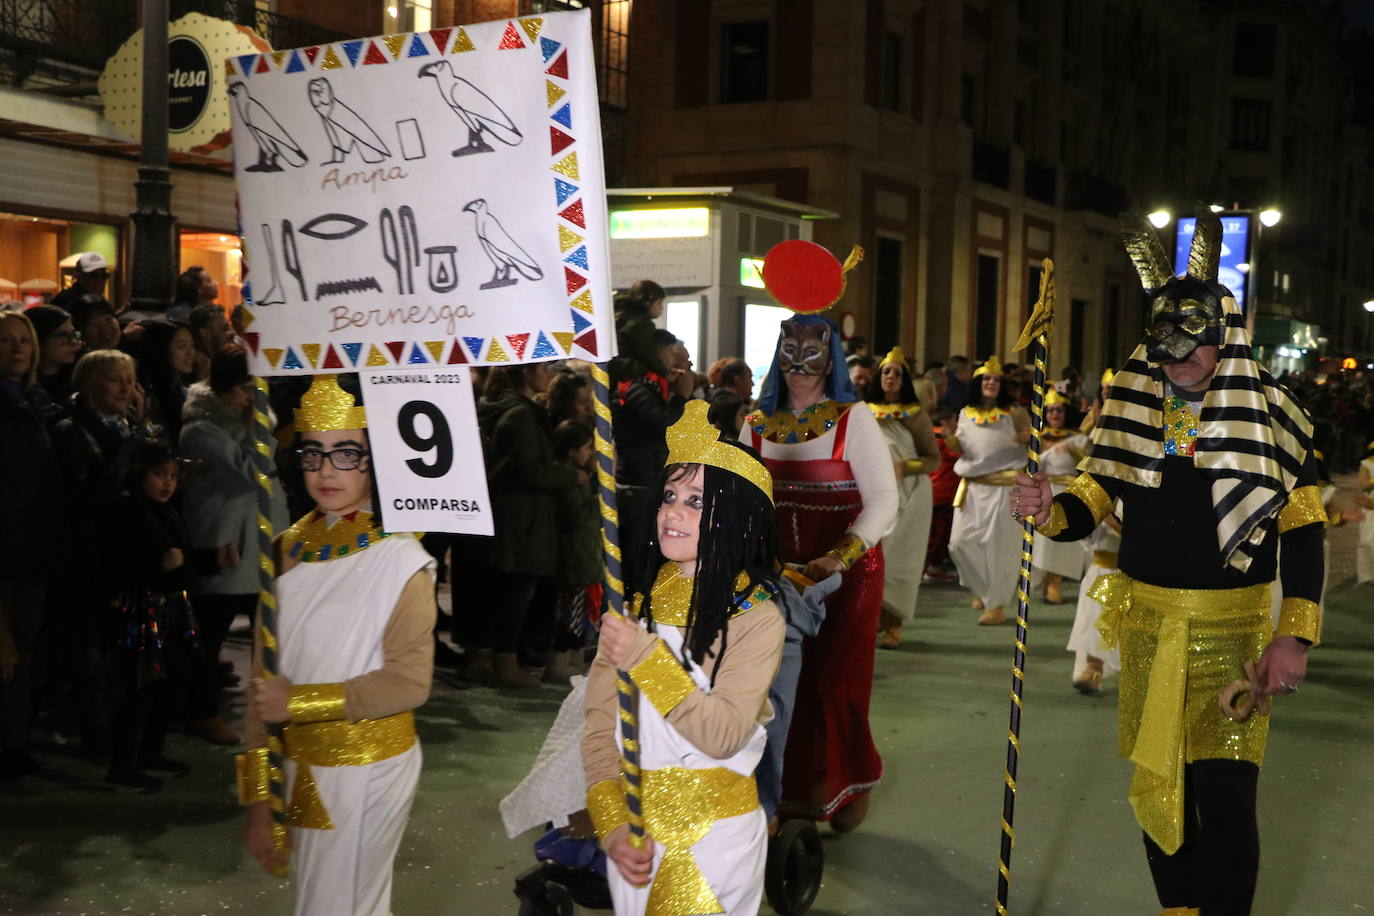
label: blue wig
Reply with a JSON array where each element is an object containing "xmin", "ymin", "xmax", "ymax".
[{"xmin": 754, "ymin": 314, "xmax": 857, "ymax": 412}]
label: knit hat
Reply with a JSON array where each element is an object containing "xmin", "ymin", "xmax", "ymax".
[{"xmin": 25, "ymin": 304, "xmax": 71, "ymax": 343}]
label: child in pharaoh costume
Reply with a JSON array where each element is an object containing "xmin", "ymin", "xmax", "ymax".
[
  {"xmin": 583, "ymin": 400, "xmax": 785, "ymax": 915},
  {"xmin": 1013, "ymin": 209, "xmax": 1322, "ymax": 915},
  {"xmin": 238, "ymin": 375, "xmax": 437, "ymax": 916}
]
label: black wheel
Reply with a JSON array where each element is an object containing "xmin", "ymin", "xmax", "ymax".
[
  {"xmin": 765, "ymin": 819, "xmax": 825, "ymax": 915},
  {"xmin": 513, "ymin": 865, "xmax": 577, "ymax": 916}
]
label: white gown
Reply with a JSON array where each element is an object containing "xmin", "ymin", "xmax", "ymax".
[
  {"xmin": 276, "ymin": 535, "xmax": 435, "ymax": 916},
  {"xmin": 1067, "ymin": 520, "xmax": 1122, "ymax": 677},
  {"xmin": 609, "ymin": 622, "xmax": 770, "ymax": 916},
  {"xmin": 1033, "ymin": 433, "xmax": 1090, "ymax": 581},
  {"xmin": 1358, "ymin": 458, "xmax": 1374, "ymax": 583},
  {"xmin": 949, "ymin": 409, "xmax": 1025, "ymax": 611},
  {"xmin": 875, "ymin": 413, "xmax": 933, "ymax": 621}
]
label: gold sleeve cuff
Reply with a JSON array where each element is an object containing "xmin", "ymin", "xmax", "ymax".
[
  {"xmin": 287, "ymin": 682, "xmax": 347, "ymax": 724},
  {"xmin": 1327, "ymin": 508, "xmax": 1346, "ymax": 528},
  {"xmin": 944, "ymin": 433, "xmax": 961, "ymax": 453},
  {"xmin": 628, "ymin": 641, "xmax": 697, "ymax": 718},
  {"xmin": 1277, "ymin": 597, "xmax": 1322, "ymax": 646},
  {"xmin": 1034, "ymin": 501, "xmax": 1068, "ymax": 537},
  {"xmin": 1066, "ymin": 472, "xmax": 1113, "ymax": 526},
  {"xmin": 235, "ymin": 746, "xmax": 271, "ymax": 806},
  {"xmin": 1278, "ymin": 485, "xmax": 1326, "ymax": 533},
  {"xmin": 826, "ymin": 532, "xmax": 869, "ymax": 570},
  {"xmin": 586, "ymin": 778, "xmax": 631, "ymax": 846},
  {"xmin": 901, "ymin": 459, "xmax": 925, "ymax": 475}
]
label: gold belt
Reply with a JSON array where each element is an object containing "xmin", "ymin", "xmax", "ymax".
[
  {"xmin": 1092, "ymin": 550, "xmax": 1118, "ymax": 568},
  {"xmin": 952, "ymin": 469, "xmax": 1020, "ymax": 508},
  {"xmin": 1089, "ymin": 574, "xmax": 1270, "ymax": 854},
  {"xmin": 284, "ymin": 710, "xmax": 417, "ymax": 830},
  {"xmin": 640, "ymin": 766, "xmax": 759, "ymax": 916}
]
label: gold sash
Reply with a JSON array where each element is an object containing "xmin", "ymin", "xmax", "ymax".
[
  {"xmin": 1091, "ymin": 550, "xmax": 1118, "ymax": 568},
  {"xmin": 641, "ymin": 766, "xmax": 759, "ymax": 916},
  {"xmin": 952, "ymin": 468, "xmax": 1020, "ymax": 508},
  {"xmin": 1090, "ymin": 573, "xmax": 1271, "ymax": 854},
  {"xmin": 283, "ymin": 710, "xmax": 417, "ymax": 830}
]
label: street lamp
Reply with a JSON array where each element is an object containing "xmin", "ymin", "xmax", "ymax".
[
  {"xmin": 1147, "ymin": 209, "xmax": 1171, "ymax": 229},
  {"xmin": 1362, "ymin": 299, "xmax": 1374, "ymax": 314},
  {"xmin": 1259, "ymin": 208, "xmax": 1283, "ymax": 228}
]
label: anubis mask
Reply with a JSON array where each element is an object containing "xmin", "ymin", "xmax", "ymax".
[{"xmin": 1120, "ymin": 208, "xmax": 1227, "ymax": 363}]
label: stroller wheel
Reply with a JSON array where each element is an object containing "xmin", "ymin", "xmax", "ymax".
[
  {"xmin": 514, "ymin": 864, "xmax": 577, "ymax": 916},
  {"xmin": 765, "ymin": 819, "xmax": 824, "ymax": 915}
]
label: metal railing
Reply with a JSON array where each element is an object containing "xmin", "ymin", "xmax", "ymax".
[{"xmin": 0, "ymin": 0, "xmax": 347, "ymax": 77}]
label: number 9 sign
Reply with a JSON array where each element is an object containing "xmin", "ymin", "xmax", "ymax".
[{"xmin": 360, "ymin": 368, "xmax": 493, "ymax": 535}]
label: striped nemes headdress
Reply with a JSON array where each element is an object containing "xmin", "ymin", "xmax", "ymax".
[{"xmin": 1082, "ymin": 209, "xmax": 1313, "ymax": 572}]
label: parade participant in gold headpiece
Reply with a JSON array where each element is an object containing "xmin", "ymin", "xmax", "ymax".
[
  {"xmin": 741, "ymin": 240, "xmax": 898, "ymax": 834},
  {"xmin": 943, "ymin": 354, "xmax": 1031, "ymax": 625},
  {"xmin": 1012, "ymin": 209, "xmax": 1323, "ymax": 914},
  {"xmin": 864, "ymin": 347, "xmax": 940, "ymax": 648},
  {"xmin": 1029, "ymin": 387, "xmax": 1090, "ymax": 606},
  {"xmin": 584, "ymin": 399, "xmax": 785, "ymax": 915},
  {"xmin": 238, "ymin": 374, "xmax": 436, "ymax": 916}
]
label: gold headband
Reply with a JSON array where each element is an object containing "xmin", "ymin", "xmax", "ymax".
[
  {"xmin": 295, "ymin": 375, "xmax": 368, "ymax": 432},
  {"xmin": 878, "ymin": 346, "xmax": 907, "ymax": 370},
  {"xmin": 972, "ymin": 354, "xmax": 1004, "ymax": 378},
  {"xmin": 1044, "ymin": 388, "xmax": 1068, "ymax": 408},
  {"xmin": 666, "ymin": 400, "xmax": 773, "ymax": 503}
]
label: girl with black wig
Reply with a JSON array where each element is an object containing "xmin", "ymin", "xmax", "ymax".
[{"xmin": 583, "ymin": 400, "xmax": 784, "ymax": 915}]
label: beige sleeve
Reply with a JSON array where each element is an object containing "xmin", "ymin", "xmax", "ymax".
[
  {"xmin": 582, "ymin": 640, "xmax": 625, "ymax": 789},
  {"xmin": 343, "ymin": 568, "xmax": 437, "ymax": 722},
  {"xmin": 904, "ymin": 412, "xmax": 941, "ymax": 473},
  {"xmin": 621, "ymin": 603, "xmax": 786, "ymax": 760},
  {"xmin": 1013, "ymin": 406, "xmax": 1031, "ymax": 433}
]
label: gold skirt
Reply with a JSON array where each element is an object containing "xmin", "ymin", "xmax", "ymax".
[{"xmin": 1090, "ymin": 573, "xmax": 1272, "ymax": 854}]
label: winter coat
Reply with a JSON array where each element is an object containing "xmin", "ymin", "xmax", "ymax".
[
  {"xmin": 612, "ymin": 379, "xmax": 686, "ymax": 488},
  {"xmin": 0, "ymin": 379, "xmax": 66, "ymax": 578},
  {"xmin": 556, "ymin": 474, "xmax": 603, "ymax": 590},
  {"xmin": 477, "ymin": 394, "xmax": 579, "ymax": 576},
  {"xmin": 179, "ymin": 382, "xmax": 287, "ymax": 595},
  {"xmin": 608, "ymin": 302, "xmax": 670, "ymax": 385},
  {"xmin": 52, "ymin": 398, "xmax": 148, "ymax": 574}
]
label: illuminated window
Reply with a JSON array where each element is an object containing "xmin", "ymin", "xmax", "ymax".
[
  {"xmin": 521, "ymin": 0, "xmax": 630, "ymax": 108},
  {"xmin": 385, "ymin": 1, "xmax": 432, "ymax": 32},
  {"xmin": 743, "ymin": 303, "xmax": 793, "ymax": 392}
]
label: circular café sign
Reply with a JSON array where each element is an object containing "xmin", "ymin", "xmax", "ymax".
[{"xmin": 167, "ymin": 35, "xmax": 211, "ymax": 133}]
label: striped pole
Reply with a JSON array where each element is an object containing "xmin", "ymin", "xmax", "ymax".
[
  {"xmin": 996, "ymin": 260, "xmax": 1056, "ymax": 914},
  {"xmin": 589, "ymin": 362, "xmax": 646, "ymax": 848},
  {"xmin": 251, "ymin": 378, "xmax": 289, "ymax": 874}
]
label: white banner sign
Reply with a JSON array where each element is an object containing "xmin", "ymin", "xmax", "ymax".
[
  {"xmin": 227, "ymin": 10, "xmax": 613, "ymax": 375},
  {"xmin": 362, "ymin": 368, "xmax": 493, "ymax": 535}
]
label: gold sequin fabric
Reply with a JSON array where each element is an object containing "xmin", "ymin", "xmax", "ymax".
[
  {"xmin": 1278, "ymin": 484, "xmax": 1327, "ymax": 533},
  {"xmin": 586, "ymin": 778, "xmax": 632, "ymax": 845},
  {"xmin": 640, "ymin": 766, "xmax": 759, "ymax": 916},
  {"xmin": 746, "ymin": 401, "xmax": 846, "ymax": 444},
  {"xmin": 235, "ymin": 746, "xmax": 271, "ymax": 805},
  {"xmin": 666, "ymin": 400, "xmax": 773, "ymax": 503},
  {"xmin": 1090, "ymin": 573, "xmax": 1272, "ymax": 854},
  {"xmin": 286, "ymin": 682, "xmax": 346, "ymax": 724},
  {"xmin": 1065, "ymin": 471, "xmax": 1114, "ymax": 526},
  {"xmin": 282, "ymin": 710, "xmax": 417, "ymax": 830},
  {"xmin": 1162, "ymin": 396, "xmax": 1200, "ymax": 457},
  {"xmin": 629, "ymin": 642, "xmax": 697, "ymax": 719},
  {"xmin": 867, "ymin": 401, "xmax": 922, "ymax": 421},
  {"xmin": 295, "ymin": 374, "xmax": 368, "ymax": 432}
]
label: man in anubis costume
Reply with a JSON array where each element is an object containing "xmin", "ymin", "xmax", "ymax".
[{"xmin": 1013, "ymin": 208, "xmax": 1322, "ymax": 915}]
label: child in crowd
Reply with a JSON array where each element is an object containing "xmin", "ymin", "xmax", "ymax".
[
  {"xmin": 548, "ymin": 419, "xmax": 602, "ymax": 682},
  {"xmin": 103, "ymin": 442, "xmax": 202, "ymax": 792},
  {"xmin": 608, "ymin": 280, "xmax": 669, "ymax": 385},
  {"xmin": 583, "ymin": 400, "xmax": 784, "ymax": 915}
]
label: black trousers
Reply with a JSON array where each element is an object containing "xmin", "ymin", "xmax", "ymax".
[
  {"xmin": 188, "ymin": 593, "xmax": 257, "ymax": 721},
  {"xmin": 1143, "ymin": 759, "xmax": 1260, "ymax": 915}
]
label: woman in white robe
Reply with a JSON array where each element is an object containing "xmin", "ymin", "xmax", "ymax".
[
  {"xmin": 1032, "ymin": 391, "xmax": 1089, "ymax": 604},
  {"xmin": 945, "ymin": 356, "xmax": 1029, "ymax": 626}
]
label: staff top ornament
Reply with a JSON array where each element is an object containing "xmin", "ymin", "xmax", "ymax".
[{"xmin": 761, "ymin": 239, "xmax": 864, "ymax": 314}]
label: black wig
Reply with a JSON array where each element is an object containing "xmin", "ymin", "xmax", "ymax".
[
  {"xmin": 863, "ymin": 360, "xmax": 918, "ymax": 404},
  {"xmin": 625, "ymin": 441, "xmax": 779, "ymax": 684}
]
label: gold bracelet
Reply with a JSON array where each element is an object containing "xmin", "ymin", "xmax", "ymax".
[
  {"xmin": 287, "ymin": 682, "xmax": 347, "ymax": 724},
  {"xmin": 826, "ymin": 532, "xmax": 868, "ymax": 570}
]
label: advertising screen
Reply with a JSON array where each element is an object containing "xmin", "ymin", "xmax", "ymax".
[{"xmin": 1175, "ymin": 214, "xmax": 1252, "ymax": 313}]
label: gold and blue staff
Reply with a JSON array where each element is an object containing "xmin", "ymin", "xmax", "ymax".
[
  {"xmin": 588, "ymin": 362, "xmax": 646, "ymax": 848},
  {"xmin": 996, "ymin": 259, "xmax": 1056, "ymax": 915}
]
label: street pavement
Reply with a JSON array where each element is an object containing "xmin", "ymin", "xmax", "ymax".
[{"xmin": 2, "ymin": 481, "xmax": 1371, "ymax": 915}]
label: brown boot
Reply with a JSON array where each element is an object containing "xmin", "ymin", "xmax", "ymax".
[
  {"xmin": 1073, "ymin": 655, "xmax": 1105, "ymax": 694},
  {"xmin": 460, "ymin": 648, "xmax": 493, "ymax": 683},
  {"xmin": 877, "ymin": 609, "xmax": 903, "ymax": 649},
  {"xmin": 542, "ymin": 649, "xmax": 586, "ymax": 684},
  {"xmin": 492, "ymin": 653, "xmax": 541, "ymax": 689},
  {"xmin": 830, "ymin": 792, "xmax": 871, "ymax": 834},
  {"xmin": 1044, "ymin": 574, "xmax": 1063, "ymax": 604},
  {"xmin": 977, "ymin": 606, "xmax": 1006, "ymax": 626},
  {"xmin": 189, "ymin": 716, "xmax": 240, "ymax": 746}
]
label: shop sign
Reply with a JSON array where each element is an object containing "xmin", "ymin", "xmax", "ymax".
[
  {"xmin": 609, "ymin": 208, "xmax": 709, "ymax": 239},
  {"xmin": 99, "ymin": 13, "xmax": 269, "ymax": 154}
]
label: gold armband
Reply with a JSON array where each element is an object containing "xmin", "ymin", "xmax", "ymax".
[
  {"xmin": 287, "ymin": 682, "xmax": 347, "ymax": 724},
  {"xmin": 1277, "ymin": 485, "xmax": 1326, "ymax": 533},
  {"xmin": 586, "ymin": 779, "xmax": 631, "ymax": 846},
  {"xmin": 235, "ymin": 746, "xmax": 271, "ymax": 806},
  {"xmin": 628, "ymin": 641, "xmax": 697, "ymax": 718},
  {"xmin": 1276, "ymin": 597, "xmax": 1322, "ymax": 646},
  {"xmin": 1327, "ymin": 508, "xmax": 1346, "ymax": 529},
  {"xmin": 826, "ymin": 532, "xmax": 869, "ymax": 570},
  {"xmin": 1034, "ymin": 501, "xmax": 1068, "ymax": 538},
  {"xmin": 1065, "ymin": 472, "xmax": 1113, "ymax": 526},
  {"xmin": 901, "ymin": 459, "xmax": 925, "ymax": 476}
]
